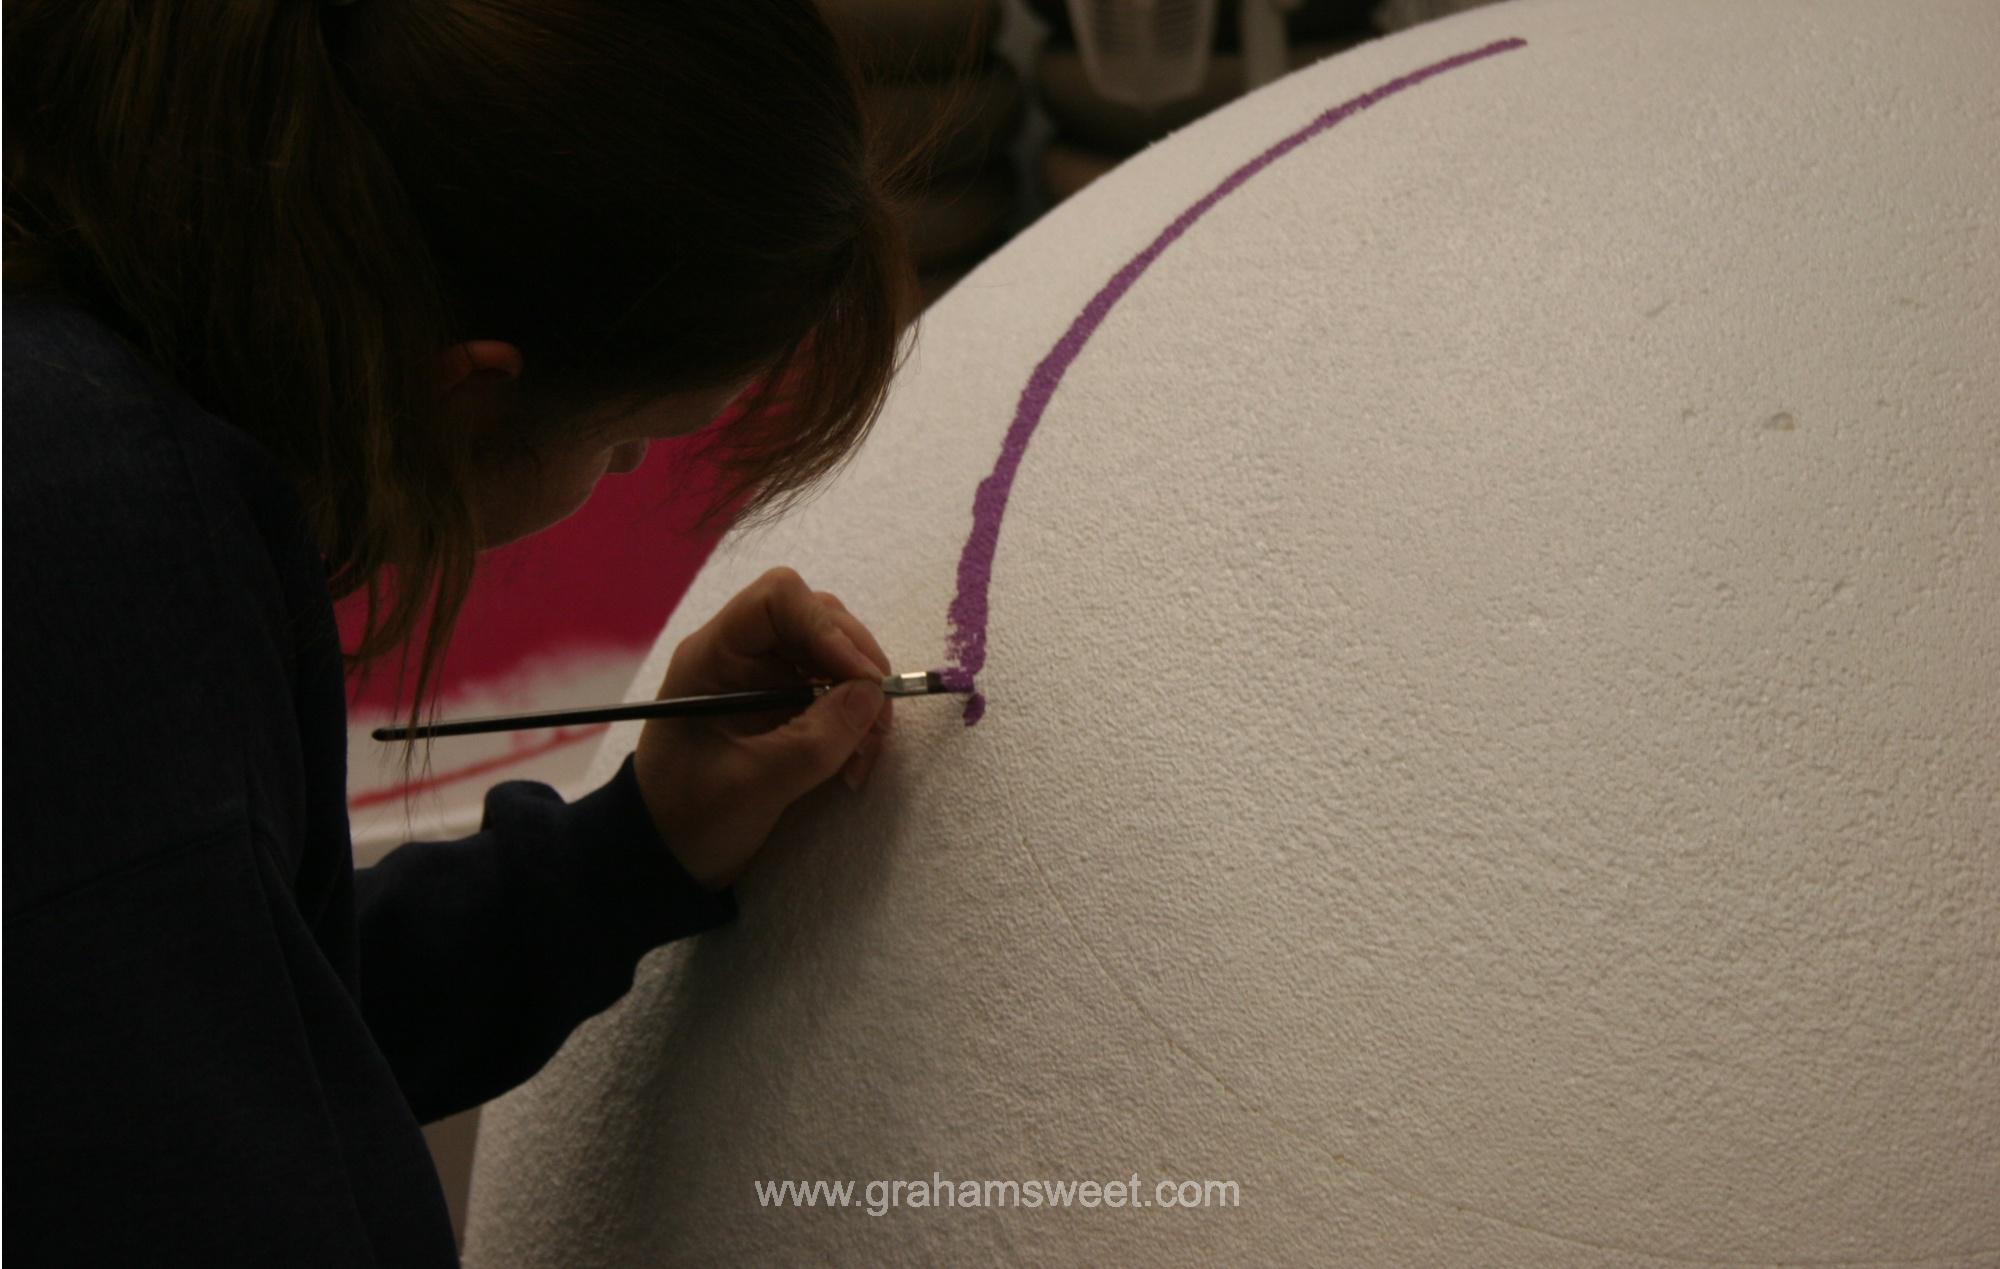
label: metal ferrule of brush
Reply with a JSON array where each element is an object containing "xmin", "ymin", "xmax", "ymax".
[
  {"xmin": 813, "ymin": 671, "xmax": 939, "ymax": 698},
  {"xmin": 884, "ymin": 671, "xmax": 937, "ymax": 696}
]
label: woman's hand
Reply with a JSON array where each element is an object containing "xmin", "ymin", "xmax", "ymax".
[{"xmin": 631, "ymin": 566, "xmax": 894, "ymax": 890}]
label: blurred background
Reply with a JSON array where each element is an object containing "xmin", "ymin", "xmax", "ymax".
[{"xmin": 337, "ymin": 0, "xmax": 1497, "ymax": 1246}]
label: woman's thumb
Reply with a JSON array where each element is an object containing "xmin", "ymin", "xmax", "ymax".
[{"xmin": 764, "ymin": 679, "xmax": 883, "ymax": 797}]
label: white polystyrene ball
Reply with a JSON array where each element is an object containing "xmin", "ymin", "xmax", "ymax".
[{"xmin": 465, "ymin": 1, "xmax": 1998, "ymax": 1264}]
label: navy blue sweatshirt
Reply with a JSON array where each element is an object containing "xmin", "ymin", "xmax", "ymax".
[{"xmin": 3, "ymin": 300, "xmax": 737, "ymax": 1266}]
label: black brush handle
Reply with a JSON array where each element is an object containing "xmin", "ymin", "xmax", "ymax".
[{"xmin": 371, "ymin": 684, "xmax": 824, "ymax": 741}]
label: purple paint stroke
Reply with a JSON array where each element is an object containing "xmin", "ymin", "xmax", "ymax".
[{"xmin": 933, "ymin": 37, "xmax": 1528, "ymax": 726}]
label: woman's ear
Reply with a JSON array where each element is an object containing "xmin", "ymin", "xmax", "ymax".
[
  {"xmin": 436, "ymin": 340, "xmax": 524, "ymax": 395},
  {"xmin": 437, "ymin": 340, "xmax": 527, "ymax": 441}
]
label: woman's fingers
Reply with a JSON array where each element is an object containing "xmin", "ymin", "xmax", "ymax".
[
  {"xmin": 816, "ymin": 591, "xmax": 893, "ymax": 735},
  {"xmin": 815, "ymin": 591, "xmax": 890, "ymax": 675},
  {"xmin": 680, "ymin": 569, "xmax": 894, "ymax": 736},
  {"xmin": 703, "ymin": 567, "xmax": 869, "ymax": 678}
]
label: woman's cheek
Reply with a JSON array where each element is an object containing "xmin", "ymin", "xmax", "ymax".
[
  {"xmin": 563, "ymin": 465, "xmax": 602, "ymax": 517},
  {"xmin": 607, "ymin": 439, "xmax": 649, "ymax": 475},
  {"xmin": 533, "ymin": 459, "xmax": 600, "ymax": 534}
]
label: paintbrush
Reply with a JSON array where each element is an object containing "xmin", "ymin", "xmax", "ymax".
[{"xmin": 370, "ymin": 670, "xmax": 968, "ymax": 741}]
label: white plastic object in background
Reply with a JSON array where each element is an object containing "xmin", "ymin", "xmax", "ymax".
[
  {"xmin": 1240, "ymin": 0, "xmax": 1302, "ymax": 91},
  {"xmin": 1064, "ymin": 0, "xmax": 1220, "ymax": 107}
]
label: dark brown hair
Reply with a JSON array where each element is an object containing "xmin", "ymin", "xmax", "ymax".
[{"xmin": 6, "ymin": 0, "xmax": 988, "ymax": 789}]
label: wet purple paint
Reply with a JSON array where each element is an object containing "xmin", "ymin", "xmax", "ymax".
[{"xmin": 933, "ymin": 37, "xmax": 1528, "ymax": 725}]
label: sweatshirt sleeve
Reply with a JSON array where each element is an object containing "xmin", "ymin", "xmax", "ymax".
[{"xmin": 353, "ymin": 751, "xmax": 736, "ymax": 1125}]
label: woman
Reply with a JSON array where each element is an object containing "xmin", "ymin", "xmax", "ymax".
[{"xmin": 3, "ymin": 1, "xmax": 948, "ymax": 1260}]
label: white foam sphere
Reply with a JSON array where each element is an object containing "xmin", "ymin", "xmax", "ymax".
[{"xmin": 463, "ymin": 0, "xmax": 1999, "ymax": 1263}]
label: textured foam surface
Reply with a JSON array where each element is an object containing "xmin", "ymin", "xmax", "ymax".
[{"xmin": 463, "ymin": 1, "xmax": 2000, "ymax": 1263}]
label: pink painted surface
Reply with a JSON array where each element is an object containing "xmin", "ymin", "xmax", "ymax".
[
  {"xmin": 339, "ymin": 407, "xmax": 750, "ymax": 806},
  {"xmin": 937, "ymin": 37, "xmax": 1529, "ymax": 726}
]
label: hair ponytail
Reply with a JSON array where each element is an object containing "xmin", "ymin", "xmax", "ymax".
[
  {"xmin": 6, "ymin": 1, "xmax": 481, "ymax": 789},
  {"xmin": 8, "ymin": 0, "xmax": 940, "ymax": 795}
]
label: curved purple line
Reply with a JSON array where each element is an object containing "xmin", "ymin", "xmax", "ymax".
[{"xmin": 934, "ymin": 37, "xmax": 1528, "ymax": 725}]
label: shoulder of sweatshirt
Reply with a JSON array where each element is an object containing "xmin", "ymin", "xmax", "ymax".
[{"xmin": 3, "ymin": 299, "xmax": 329, "ymax": 908}]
